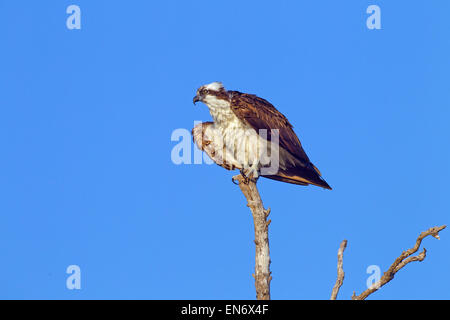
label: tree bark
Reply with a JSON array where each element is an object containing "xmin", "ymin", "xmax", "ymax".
[
  {"xmin": 233, "ymin": 174, "xmax": 272, "ymax": 300},
  {"xmin": 330, "ymin": 240, "xmax": 348, "ymax": 300}
]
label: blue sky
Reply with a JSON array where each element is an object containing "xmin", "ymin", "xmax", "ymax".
[{"xmin": 0, "ymin": 1, "xmax": 449, "ymax": 299}]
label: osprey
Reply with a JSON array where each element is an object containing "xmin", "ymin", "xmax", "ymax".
[{"xmin": 192, "ymin": 82, "xmax": 331, "ymax": 190}]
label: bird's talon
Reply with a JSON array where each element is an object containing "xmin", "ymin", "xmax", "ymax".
[
  {"xmin": 240, "ymin": 167, "xmax": 259, "ymax": 184},
  {"xmin": 239, "ymin": 170, "xmax": 249, "ymax": 184}
]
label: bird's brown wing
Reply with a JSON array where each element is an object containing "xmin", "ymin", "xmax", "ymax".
[
  {"xmin": 229, "ymin": 91, "xmax": 331, "ymax": 189},
  {"xmin": 229, "ymin": 91, "xmax": 310, "ymax": 164}
]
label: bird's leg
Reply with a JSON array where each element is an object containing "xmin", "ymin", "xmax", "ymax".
[
  {"xmin": 239, "ymin": 169, "xmax": 250, "ymax": 184},
  {"xmin": 240, "ymin": 165, "xmax": 259, "ymax": 185},
  {"xmin": 248, "ymin": 162, "xmax": 259, "ymax": 179}
]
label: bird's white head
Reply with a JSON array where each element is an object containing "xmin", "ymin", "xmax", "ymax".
[
  {"xmin": 193, "ymin": 82, "xmax": 229, "ymax": 108},
  {"xmin": 204, "ymin": 82, "xmax": 224, "ymax": 91}
]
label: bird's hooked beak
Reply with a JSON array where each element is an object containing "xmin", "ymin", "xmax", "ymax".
[{"xmin": 193, "ymin": 95, "xmax": 201, "ymax": 105}]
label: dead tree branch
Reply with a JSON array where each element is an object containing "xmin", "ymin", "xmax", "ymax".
[
  {"xmin": 233, "ymin": 174, "xmax": 272, "ymax": 300},
  {"xmin": 330, "ymin": 239, "xmax": 348, "ymax": 300},
  {"xmin": 351, "ymin": 225, "xmax": 446, "ymax": 300}
]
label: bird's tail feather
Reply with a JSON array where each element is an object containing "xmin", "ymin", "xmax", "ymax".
[{"xmin": 262, "ymin": 163, "xmax": 332, "ymax": 190}]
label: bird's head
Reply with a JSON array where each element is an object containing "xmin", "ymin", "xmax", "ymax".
[{"xmin": 193, "ymin": 82, "xmax": 228, "ymax": 106}]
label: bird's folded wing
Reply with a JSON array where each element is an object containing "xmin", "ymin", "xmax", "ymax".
[{"xmin": 229, "ymin": 92, "xmax": 311, "ymax": 166}]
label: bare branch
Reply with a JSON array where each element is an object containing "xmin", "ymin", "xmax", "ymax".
[
  {"xmin": 233, "ymin": 174, "xmax": 271, "ymax": 300},
  {"xmin": 352, "ymin": 225, "xmax": 446, "ymax": 300},
  {"xmin": 330, "ymin": 239, "xmax": 348, "ymax": 300}
]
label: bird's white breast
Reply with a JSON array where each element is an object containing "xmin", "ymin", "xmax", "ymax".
[{"xmin": 204, "ymin": 96, "xmax": 268, "ymax": 170}]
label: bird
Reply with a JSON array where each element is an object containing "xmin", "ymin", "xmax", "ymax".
[{"xmin": 192, "ymin": 82, "xmax": 331, "ymax": 190}]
